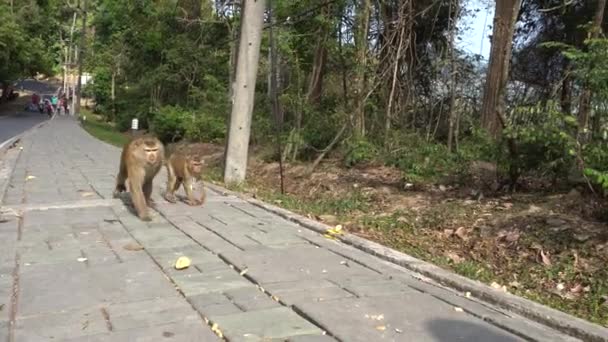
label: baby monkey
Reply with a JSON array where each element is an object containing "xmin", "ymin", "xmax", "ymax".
[{"xmin": 164, "ymin": 144, "xmax": 206, "ymax": 206}]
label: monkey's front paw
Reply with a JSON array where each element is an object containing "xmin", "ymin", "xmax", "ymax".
[
  {"xmin": 185, "ymin": 199, "xmax": 200, "ymax": 206},
  {"xmin": 139, "ymin": 214, "xmax": 152, "ymax": 222},
  {"xmin": 113, "ymin": 185, "xmax": 126, "ymax": 198}
]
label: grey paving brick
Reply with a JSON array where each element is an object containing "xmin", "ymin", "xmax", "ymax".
[
  {"xmin": 61, "ymin": 321, "xmax": 220, "ymax": 342},
  {"xmin": 171, "ymin": 271, "xmax": 253, "ymax": 297},
  {"xmin": 14, "ymin": 307, "xmax": 108, "ymax": 340},
  {"xmin": 106, "ymin": 297, "xmax": 200, "ymax": 331},
  {"xmin": 287, "ymin": 334, "xmax": 338, "ymax": 342},
  {"xmin": 295, "ymin": 296, "xmax": 525, "ymax": 342},
  {"xmin": 223, "ymin": 287, "xmax": 281, "ymax": 312},
  {"xmin": 209, "ymin": 307, "xmax": 322, "ymax": 340}
]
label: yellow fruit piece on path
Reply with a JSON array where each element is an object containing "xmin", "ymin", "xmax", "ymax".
[
  {"xmin": 325, "ymin": 224, "xmax": 344, "ymax": 237},
  {"xmin": 174, "ymin": 256, "xmax": 191, "ymax": 270}
]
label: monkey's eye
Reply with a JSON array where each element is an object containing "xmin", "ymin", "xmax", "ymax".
[{"xmin": 145, "ymin": 148, "xmax": 158, "ymax": 153}]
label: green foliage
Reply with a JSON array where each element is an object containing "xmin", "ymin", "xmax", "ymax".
[
  {"xmin": 584, "ymin": 168, "xmax": 608, "ymax": 190},
  {"xmin": 383, "ymin": 131, "xmax": 465, "ymax": 182},
  {"xmin": 582, "ymin": 141, "xmax": 608, "ymax": 191},
  {"xmin": 149, "ymin": 105, "xmax": 227, "ymax": 144},
  {"xmin": 150, "ymin": 105, "xmax": 192, "ymax": 143},
  {"xmin": 457, "ymin": 128, "xmax": 498, "ymax": 162},
  {"xmin": 344, "ymin": 137, "xmax": 379, "ymax": 167},
  {"xmin": 0, "ymin": 2, "xmax": 54, "ymax": 83},
  {"xmin": 502, "ymin": 104, "xmax": 577, "ymax": 179},
  {"xmin": 185, "ymin": 114, "xmax": 226, "ymax": 143}
]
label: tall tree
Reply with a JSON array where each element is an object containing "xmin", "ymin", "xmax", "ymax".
[
  {"xmin": 224, "ymin": 0, "xmax": 266, "ymax": 184},
  {"xmin": 480, "ymin": 0, "xmax": 522, "ymax": 137},
  {"xmin": 353, "ymin": 0, "xmax": 372, "ymax": 137},
  {"xmin": 577, "ymin": 0, "xmax": 606, "ymax": 135},
  {"xmin": 75, "ymin": 0, "xmax": 88, "ymax": 116}
]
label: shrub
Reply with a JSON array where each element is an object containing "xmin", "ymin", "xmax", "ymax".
[
  {"xmin": 344, "ymin": 137, "xmax": 379, "ymax": 167},
  {"xmin": 150, "ymin": 105, "xmax": 191, "ymax": 143},
  {"xmin": 502, "ymin": 104, "xmax": 577, "ymax": 180},
  {"xmin": 185, "ymin": 113, "xmax": 226, "ymax": 143}
]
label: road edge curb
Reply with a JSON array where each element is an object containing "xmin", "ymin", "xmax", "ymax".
[{"xmin": 205, "ymin": 182, "xmax": 608, "ymax": 342}]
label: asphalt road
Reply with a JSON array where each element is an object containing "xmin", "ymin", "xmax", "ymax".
[{"xmin": 0, "ymin": 79, "xmax": 59, "ymax": 145}]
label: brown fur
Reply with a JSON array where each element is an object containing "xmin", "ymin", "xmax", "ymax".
[
  {"xmin": 163, "ymin": 144, "xmax": 206, "ymax": 206},
  {"xmin": 113, "ymin": 136, "xmax": 165, "ymax": 221}
]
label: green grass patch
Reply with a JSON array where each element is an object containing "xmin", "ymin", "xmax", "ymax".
[{"xmin": 79, "ymin": 110, "xmax": 128, "ymax": 147}]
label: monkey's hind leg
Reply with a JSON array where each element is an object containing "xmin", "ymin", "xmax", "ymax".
[
  {"xmin": 163, "ymin": 164, "xmax": 179, "ymax": 203},
  {"xmin": 199, "ymin": 182, "xmax": 206, "ymax": 205},
  {"xmin": 113, "ymin": 157, "xmax": 128, "ymax": 198}
]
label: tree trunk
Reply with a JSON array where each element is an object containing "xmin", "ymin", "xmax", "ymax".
[
  {"xmin": 224, "ymin": 0, "xmax": 266, "ymax": 185},
  {"xmin": 560, "ymin": 62, "xmax": 572, "ymax": 115},
  {"xmin": 353, "ymin": 0, "xmax": 371, "ymax": 137},
  {"xmin": 1, "ymin": 83, "xmax": 8, "ymax": 102},
  {"xmin": 75, "ymin": 0, "xmax": 88, "ymax": 116},
  {"xmin": 306, "ymin": 36, "xmax": 328, "ymax": 105},
  {"xmin": 479, "ymin": 0, "xmax": 522, "ymax": 137},
  {"xmin": 577, "ymin": 0, "xmax": 606, "ymax": 134},
  {"xmin": 447, "ymin": 0, "xmax": 459, "ymax": 152},
  {"xmin": 111, "ymin": 71, "xmax": 116, "ymax": 122},
  {"xmin": 384, "ymin": 6, "xmax": 407, "ymax": 147}
]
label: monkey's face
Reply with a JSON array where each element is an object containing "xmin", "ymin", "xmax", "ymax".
[
  {"xmin": 142, "ymin": 140, "xmax": 161, "ymax": 164},
  {"xmin": 188, "ymin": 157, "xmax": 204, "ymax": 175}
]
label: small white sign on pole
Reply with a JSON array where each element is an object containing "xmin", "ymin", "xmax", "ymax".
[{"xmin": 131, "ymin": 118, "xmax": 139, "ymax": 131}]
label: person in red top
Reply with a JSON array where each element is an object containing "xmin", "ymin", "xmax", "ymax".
[{"xmin": 31, "ymin": 93, "xmax": 39, "ymax": 110}]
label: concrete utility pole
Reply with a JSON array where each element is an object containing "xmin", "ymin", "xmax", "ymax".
[
  {"xmin": 75, "ymin": 0, "xmax": 87, "ymax": 116},
  {"xmin": 223, "ymin": 0, "xmax": 266, "ymax": 185}
]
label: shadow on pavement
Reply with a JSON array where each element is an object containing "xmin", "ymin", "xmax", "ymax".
[{"xmin": 427, "ymin": 319, "xmax": 520, "ymax": 342}]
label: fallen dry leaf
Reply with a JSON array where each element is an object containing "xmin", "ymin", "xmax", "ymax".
[
  {"xmin": 26, "ymin": 175, "xmax": 36, "ymax": 181},
  {"xmin": 454, "ymin": 307, "xmax": 464, "ymax": 312},
  {"xmin": 239, "ymin": 268, "xmax": 248, "ymax": 276},
  {"xmin": 454, "ymin": 227, "xmax": 469, "ymax": 240},
  {"xmin": 319, "ymin": 214, "xmax": 338, "ymax": 224},
  {"xmin": 443, "ymin": 229, "xmax": 454, "ymax": 237},
  {"xmin": 80, "ymin": 192, "xmax": 95, "ymax": 198},
  {"xmin": 77, "ymin": 257, "xmax": 88, "ymax": 262},
  {"xmin": 491, "ymin": 282, "xmax": 507, "ymax": 292},
  {"xmin": 570, "ymin": 284, "xmax": 584, "ymax": 293},
  {"xmin": 123, "ymin": 242, "xmax": 144, "ymax": 251},
  {"xmin": 445, "ymin": 251, "xmax": 464, "ymax": 264},
  {"xmin": 540, "ymin": 250, "xmax": 552, "ymax": 266},
  {"xmin": 375, "ymin": 325, "xmax": 386, "ymax": 331},
  {"xmin": 369, "ymin": 314, "xmax": 384, "ymax": 321},
  {"xmin": 211, "ymin": 323, "xmax": 224, "ymax": 338},
  {"xmin": 509, "ymin": 281, "xmax": 521, "ymax": 289},
  {"xmin": 501, "ymin": 202, "xmax": 513, "ymax": 209}
]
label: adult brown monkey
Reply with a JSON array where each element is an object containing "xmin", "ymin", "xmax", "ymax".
[
  {"xmin": 113, "ymin": 136, "xmax": 165, "ymax": 221},
  {"xmin": 163, "ymin": 144, "xmax": 206, "ymax": 206}
]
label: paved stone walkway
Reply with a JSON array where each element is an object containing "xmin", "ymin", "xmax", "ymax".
[{"xmin": 0, "ymin": 116, "xmax": 587, "ymax": 341}]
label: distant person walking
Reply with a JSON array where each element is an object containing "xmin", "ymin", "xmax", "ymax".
[
  {"xmin": 62, "ymin": 94, "xmax": 69, "ymax": 115},
  {"xmin": 51, "ymin": 94, "xmax": 58, "ymax": 112},
  {"xmin": 31, "ymin": 93, "xmax": 40, "ymax": 111}
]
